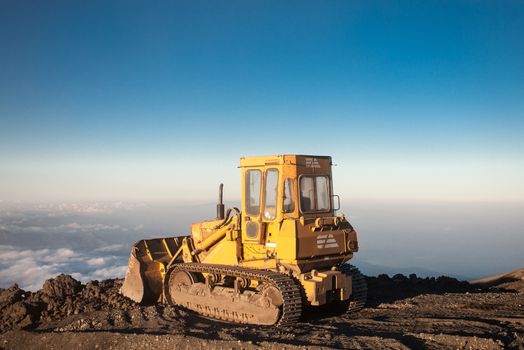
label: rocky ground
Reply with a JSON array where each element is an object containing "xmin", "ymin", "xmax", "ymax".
[{"xmin": 1, "ymin": 271, "xmax": 523, "ymax": 350}]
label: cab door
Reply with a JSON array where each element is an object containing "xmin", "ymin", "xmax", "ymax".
[
  {"xmin": 241, "ymin": 168, "xmax": 280, "ymax": 260},
  {"xmin": 242, "ymin": 168, "xmax": 264, "ymax": 245}
]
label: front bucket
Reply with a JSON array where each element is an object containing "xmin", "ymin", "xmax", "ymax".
[{"xmin": 120, "ymin": 236, "xmax": 187, "ymax": 304}]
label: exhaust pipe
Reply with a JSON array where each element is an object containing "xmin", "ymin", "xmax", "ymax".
[{"xmin": 216, "ymin": 183, "xmax": 225, "ymax": 220}]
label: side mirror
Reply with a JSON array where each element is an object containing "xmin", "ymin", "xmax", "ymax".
[{"xmin": 332, "ymin": 194, "xmax": 341, "ymax": 211}]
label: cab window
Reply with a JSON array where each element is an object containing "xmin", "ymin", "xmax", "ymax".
[
  {"xmin": 299, "ymin": 175, "xmax": 330, "ymax": 212},
  {"xmin": 300, "ymin": 177, "xmax": 314, "ymax": 212},
  {"xmin": 283, "ymin": 178, "xmax": 295, "ymax": 213},
  {"xmin": 263, "ymin": 169, "xmax": 279, "ymax": 220},
  {"xmin": 316, "ymin": 176, "xmax": 329, "ymax": 210},
  {"xmin": 245, "ymin": 170, "xmax": 262, "ymax": 215}
]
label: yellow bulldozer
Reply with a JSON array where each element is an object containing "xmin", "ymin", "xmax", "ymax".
[{"xmin": 121, "ymin": 155, "xmax": 366, "ymax": 326}]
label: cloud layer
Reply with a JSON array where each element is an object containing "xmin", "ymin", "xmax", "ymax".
[
  {"xmin": 0, "ymin": 245, "xmax": 128, "ymax": 291},
  {"xmin": 0, "ymin": 201, "xmax": 198, "ymax": 291}
]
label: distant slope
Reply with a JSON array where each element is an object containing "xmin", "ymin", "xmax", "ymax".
[{"xmin": 470, "ymin": 268, "xmax": 524, "ymax": 292}]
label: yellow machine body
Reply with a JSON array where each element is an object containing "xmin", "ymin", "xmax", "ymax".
[{"xmin": 121, "ymin": 155, "xmax": 363, "ymax": 323}]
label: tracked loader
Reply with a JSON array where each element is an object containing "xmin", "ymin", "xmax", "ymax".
[{"xmin": 121, "ymin": 155, "xmax": 366, "ymax": 326}]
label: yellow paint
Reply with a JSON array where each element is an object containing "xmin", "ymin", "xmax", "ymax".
[{"xmin": 125, "ymin": 155, "xmax": 360, "ymax": 306}]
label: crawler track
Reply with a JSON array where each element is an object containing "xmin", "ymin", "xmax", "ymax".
[
  {"xmin": 341, "ymin": 264, "xmax": 368, "ymax": 313},
  {"xmin": 164, "ymin": 263, "xmax": 302, "ymax": 327}
]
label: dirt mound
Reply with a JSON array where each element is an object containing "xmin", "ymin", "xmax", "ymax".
[
  {"xmin": 0, "ymin": 275, "xmax": 138, "ymax": 333},
  {"xmin": 0, "ymin": 284, "xmax": 40, "ymax": 333},
  {"xmin": 41, "ymin": 274, "xmax": 82, "ymax": 298},
  {"xmin": 471, "ymin": 268, "xmax": 524, "ymax": 292},
  {"xmin": 0, "ymin": 274, "xmax": 197, "ymax": 336}
]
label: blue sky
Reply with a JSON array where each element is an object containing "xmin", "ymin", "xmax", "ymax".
[{"xmin": 1, "ymin": 1, "xmax": 523, "ymax": 201}]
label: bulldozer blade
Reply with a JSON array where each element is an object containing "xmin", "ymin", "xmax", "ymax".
[
  {"xmin": 120, "ymin": 237, "xmax": 187, "ymax": 304},
  {"xmin": 121, "ymin": 253, "xmax": 148, "ymax": 303}
]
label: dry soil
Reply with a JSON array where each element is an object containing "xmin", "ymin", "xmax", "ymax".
[{"xmin": 1, "ymin": 271, "xmax": 523, "ymax": 350}]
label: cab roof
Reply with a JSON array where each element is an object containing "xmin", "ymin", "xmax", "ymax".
[{"xmin": 239, "ymin": 154, "xmax": 332, "ymax": 167}]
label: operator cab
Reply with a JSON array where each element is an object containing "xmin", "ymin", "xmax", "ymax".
[
  {"xmin": 237, "ymin": 155, "xmax": 355, "ymax": 270},
  {"xmin": 240, "ymin": 154, "xmax": 336, "ymax": 223}
]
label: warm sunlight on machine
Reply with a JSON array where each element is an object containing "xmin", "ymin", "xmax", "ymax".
[{"xmin": 120, "ymin": 155, "xmax": 366, "ymax": 326}]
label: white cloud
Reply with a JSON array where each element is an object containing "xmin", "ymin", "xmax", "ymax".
[
  {"xmin": 89, "ymin": 265, "xmax": 127, "ymax": 280},
  {"xmin": 93, "ymin": 244, "xmax": 126, "ymax": 253},
  {"xmin": 0, "ymin": 250, "xmax": 57, "ymax": 291},
  {"xmin": 0, "ymin": 246, "xmax": 128, "ymax": 291},
  {"xmin": 62, "ymin": 223, "xmax": 121, "ymax": 232},
  {"xmin": 55, "ymin": 248, "xmax": 76, "ymax": 259},
  {"xmin": 86, "ymin": 257, "xmax": 105, "ymax": 266},
  {"xmin": 70, "ymin": 272, "xmax": 83, "ymax": 280}
]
